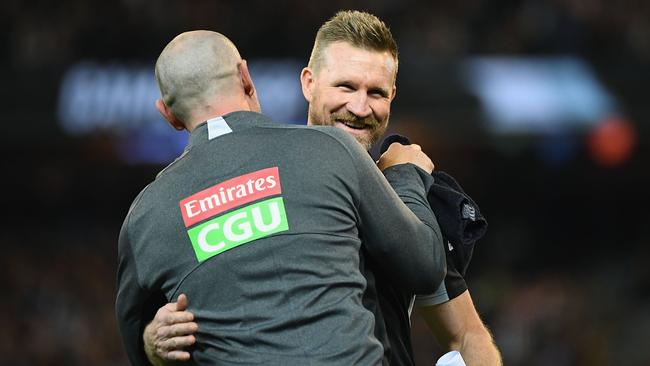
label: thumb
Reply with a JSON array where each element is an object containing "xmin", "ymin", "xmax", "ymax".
[{"xmin": 176, "ymin": 293, "xmax": 189, "ymax": 311}]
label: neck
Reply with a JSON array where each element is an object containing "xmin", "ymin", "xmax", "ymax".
[{"xmin": 185, "ymin": 96, "xmax": 254, "ymax": 132}]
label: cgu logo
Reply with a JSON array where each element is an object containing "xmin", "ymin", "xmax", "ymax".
[{"xmin": 187, "ymin": 197, "xmax": 288, "ymax": 262}]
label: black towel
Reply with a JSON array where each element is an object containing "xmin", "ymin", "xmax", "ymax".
[
  {"xmin": 428, "ymin": 170, "xmax": 487, "ymax": 276},
  {"xmin": 380, "ymin": 134, "xmax": 488, "ymax": 277}
]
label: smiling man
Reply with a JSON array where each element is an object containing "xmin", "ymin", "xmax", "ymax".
[
  {"xmin": 299, "ymin": 12, "xmax": 501, "ymax": 366},
  {"xmin": 302, "ymin": 40, "xmax": 395, "ymax": 150}
]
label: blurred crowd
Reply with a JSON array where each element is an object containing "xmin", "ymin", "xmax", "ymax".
[
  {"xmin": 2, "ymin": 0, "xmax": 648, "ymax": 365},
  {"xmin": 2, "ymin": 0, "xmax": 649, "ymax": 69},
  {"xmin": 1, "ymin": 240, "xmax": 123, "ymax": 366}
]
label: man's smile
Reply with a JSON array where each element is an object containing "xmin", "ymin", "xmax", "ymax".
[{"xmin": 336, "ymin": 119, "xmax": 370, "ymax": 130}]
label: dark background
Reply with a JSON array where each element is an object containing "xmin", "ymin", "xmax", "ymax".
[{"xmin": 2, "ymin": 1, "xmax": 649, "ymax": 365}]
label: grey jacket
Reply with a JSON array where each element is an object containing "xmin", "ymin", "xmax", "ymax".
[{"xmin": 116, "ymin": 111, "xmax": 444, "ymax": 365}]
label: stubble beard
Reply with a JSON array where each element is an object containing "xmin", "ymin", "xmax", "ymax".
[{"xmin": 308, "ymin": 107, "xmax": 387, "ymax": 151}]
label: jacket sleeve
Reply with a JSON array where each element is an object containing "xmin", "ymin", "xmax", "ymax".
[
  {"xmin": 340, "ymin": 132, "xmax": 446, "ymax": 294},
  {"xmin": 115, "ymin": 214, "xmax": 155, "ymax": 366}
]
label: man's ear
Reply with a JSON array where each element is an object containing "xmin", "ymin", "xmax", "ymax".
[
  {"xmin": 155, "ymin": 99, "xmax": 185, "ymax": 131},
  {"xmin": 239, "ymin": 59, "xmax": 262, "ymax": 112},
  {"xmin": 300, "ymin": 67, "xmax": 314, "ymax": 103},
  {"xmin": 239, "ymin": 60, "xmax": 256, "ymax": 97},
  {"xmin": 390, "ymin": 85, "xmax": 397, "ymax": 102}
]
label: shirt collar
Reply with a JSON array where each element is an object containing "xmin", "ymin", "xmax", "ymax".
[{"xmin": 187, "ymin": 111, "xmax": 275, "ymax": 148}]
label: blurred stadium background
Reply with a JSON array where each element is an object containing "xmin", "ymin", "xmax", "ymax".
[{"xmin": 2, "ymin": 0, "xmax": 648, "ymax": 365}]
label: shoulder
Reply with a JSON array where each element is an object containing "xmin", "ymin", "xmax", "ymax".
[
  {"xmin": 282, "ymin": 125, "xmax": 363, "ymax": 154},
  {"xmin": 119, "ymin": 183, "xmax": 152, "ymax": 251},
  {"xmin": 122, "ymin": 183, "xmax": 153, "ymax": 226},
  {"xmin": 258, "ymin": 122, "xmax": 362, "ymax": 156},
  {"xmin": 308, "ymin": 125, "xmax": 360, "ymax": 146}
]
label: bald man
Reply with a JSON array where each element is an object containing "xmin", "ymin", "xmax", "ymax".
[{"xmin": 115, "ymin": 31, "xmax": 445, "ymax": 366}]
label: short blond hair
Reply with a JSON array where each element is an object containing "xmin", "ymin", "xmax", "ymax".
[{"xmin": 308, "ymin": 10, "xmax": 398, "ymax": 76}]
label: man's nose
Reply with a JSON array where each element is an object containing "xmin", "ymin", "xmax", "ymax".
[{"xmin": 346, "ymin": 92, "xmax": 372, "ymax": 118}]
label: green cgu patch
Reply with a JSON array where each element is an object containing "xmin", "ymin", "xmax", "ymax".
[{"xmin": 187, "ymin": 197, "xmax": 288, "ymax": 262}]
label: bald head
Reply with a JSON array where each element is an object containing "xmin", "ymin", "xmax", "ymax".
[{"xmin": 155, "ymin": 31, "xmax": 247, "ymax": 126}]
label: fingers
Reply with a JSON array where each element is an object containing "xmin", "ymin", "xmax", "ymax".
[
  {"xmin": 155, "ymin": 335, "xmax": 197, "ymax": 360},
  {"xmin": 151, "ymin": 327, "xmax": 198, "ymax": 359},
  {"xmin": 157, "ymin": 310, "xmax": 194, "ymax": 328},
  {"xmin": 378, "ymin": 142, "xmax": 435, "ymax": 173},
  {"xmin": 389, "ymin": 142, "xmax": 421, "ymax": 151},
  {"xmin": 164, "ymin": 350, "xmax": 192, "ymax": 361},
  {"xmin": 159, "ymin": 334, "xmax": 197, "ymax": 351},
  {"xmin": 162, "ymin": 293, "xmax": 190, "ymax": 312},
  {"xmin": 155, "ymin": 305, "xmax": 194, "ymax": 326},
  {"xmin": 155, "ymin": 319, "xmax": 198, "ymax": 339},
  {"xmin": 176, "ymin": 293, "xmax": 189, "ymax": 311},
  {"xmin": 164, "ymin": 321, "xmax": 199, "ymax": 338},
  {"xmin": 145, "ymin": 300, "xmax": 199, "ymax": 364}
]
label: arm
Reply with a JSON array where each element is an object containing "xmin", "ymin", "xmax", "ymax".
[
  {"xmin": 116, "ymin": 214, "xmax": 158, "ymax": 366},
  {"xmin": 418, "ymin": 290, "xmax": 502, "ymax": 366},
  {"xmin": 353, "ymin": 141, "xmax": 446, "ymax": 294}
]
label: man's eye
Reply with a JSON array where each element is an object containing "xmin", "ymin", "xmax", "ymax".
[
  {"xmin": 337, "ymin": 84, "xmax": 354, "ymax": 90},
  {"xmin": 369, "ymin": 90, "xmax": 388, "ymax": 98}
]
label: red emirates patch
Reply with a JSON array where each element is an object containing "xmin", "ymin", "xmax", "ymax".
[{"xmin": 179, "ymin": 167, "xmax": 282, "ymax": 227}]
